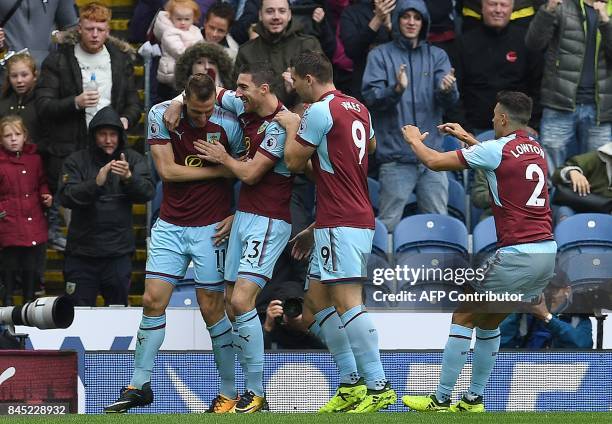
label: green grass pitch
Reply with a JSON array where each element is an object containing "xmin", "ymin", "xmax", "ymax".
[{"xmin": 10, "ymin": 413, "xmax": 612, "ymax": 423}]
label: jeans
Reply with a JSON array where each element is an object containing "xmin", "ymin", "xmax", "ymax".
[
  {"xmin": 539, "ymin": 105, "xmax": 612, "ymax": 173},
  {"xmin": 378, "ymin": 162, "xmax": 448, "ymax": 232}
]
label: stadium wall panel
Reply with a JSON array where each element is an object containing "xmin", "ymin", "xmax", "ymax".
[{"xmin": 84, "ymin": 351, "xmax": 612, "ymax": 413}]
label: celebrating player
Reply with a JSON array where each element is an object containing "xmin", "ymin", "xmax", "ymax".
[
  {"xmin": 163, "ymin": 62, "xmax": 293, "ymax": 413},
  {"xmin": 401, "ymin": 91, "xmax": 557, "ymax": 412},
  {"xmin": 104, "ymin": 74, "xmax": 244, "ymax": 413},
  {"xmin": 275, "ymin": 51, "xmax": 397, "ymax": 413}
]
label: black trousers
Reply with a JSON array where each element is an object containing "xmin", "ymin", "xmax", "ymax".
[
  {"xmin": 63, "ymin": 254, "xmax": 132, "ymax": 307},
  {"xmin": 0, "ymin": 245, "xmax": 46, "ymax": 305}
]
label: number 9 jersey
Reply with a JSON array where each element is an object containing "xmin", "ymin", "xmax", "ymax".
[
  {"xmin": 296, "ymin": 90, "xmax": 375, "ymax": 230},
  {"xmin": 456, "ymin": 130, "xmax": 553, "ymax": 247}
]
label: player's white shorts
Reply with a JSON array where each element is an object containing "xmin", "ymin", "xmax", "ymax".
[
  {"xmin": 308, "ymin": 226, "xmax": 374, "ymax": 284},
  {"xmin": 224, "ymin": 211, "xmax": 291, "ymax": 288},
  {"xmin": 471, "ymin": 240, "xmax": 557, "ymax": 301},
  {"xmin": 146, "ymin": 218, "xmax": 227, "ymax": 292}
]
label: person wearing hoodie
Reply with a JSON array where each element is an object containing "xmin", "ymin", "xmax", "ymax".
[
  {"xmin": 35, "ymin": 2, "xmax": 141, "ymax": 251},
  {"xmin": 361, "ymin": 0, "xmax": 458, "ymax": 232},
  {"xmin": 58, "ymin": 106, "xmax": 154, "ymax": 307},
  {"xmin": 234, "ymin": 0, "xmax": 323, "ymax": 106}
]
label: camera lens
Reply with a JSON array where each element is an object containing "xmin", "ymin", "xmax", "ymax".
[{"xmin": 283, "ymin": 297, "xmax": 303, "ymax": 319}]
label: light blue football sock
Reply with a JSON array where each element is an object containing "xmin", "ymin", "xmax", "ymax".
[
  {"xmin": 232, "ymin": 324, "xmax": 248, "ymax": 391},
  {"xmin": 467, "ymin": 327, "xmax": 501, "ymax": 398},
  {"xmin": 315, "ymin": 306, "xmax": 360, "ymax": 385},
  {"xmin": 235, "ymin": 308, "xmax": 264, "ymax": 396},
  {"xmin": 131, "ymin": 314, "xmax": 166, "ymax": 389},
  {"xmin": 436, "ymin": 324, "xmax": 473, "ymax": 403},
  {"xmin": 208, "ymin": 315, "xmax": 237, "ymax": 399},
  {"xmin": 340, "ymin": 305, "xmax": 386, "ymax": 390}
]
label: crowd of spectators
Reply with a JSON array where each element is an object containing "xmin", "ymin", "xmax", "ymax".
[{"xmin": 0, "ymin": 0, "xmax": 609, "ymax": 349}]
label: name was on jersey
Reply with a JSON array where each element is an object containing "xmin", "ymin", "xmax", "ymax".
[
  {"xmin": 341, "ymin": 101, "xmax": 361, "ymax": 112},
  {"xmin": 510, "ymin": 143, "xmax": 545, "ymax": 159}
]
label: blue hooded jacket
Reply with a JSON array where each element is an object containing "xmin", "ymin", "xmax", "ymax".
[{"xmin": 361, "ymin": 0, "xmax": 458, "ymax": 164}]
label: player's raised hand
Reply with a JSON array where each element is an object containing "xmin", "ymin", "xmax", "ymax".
[
  {"xmin": 395, "ymin": 64, "xmax": 408, "ymax": 93},
  {"xmin": 439, "ymin": 68, "xmax": 456, "ymax": 92},
  {"xmin": 568, "ymin": 170, "xmax": 591, "ymax": 196},
  {"xmin": 401, "ymin": 125, "xmax": 428, "ymax": 145},
  {"xmin": 312, "ymin": 7, "xmax": 325, "ymax": 23},
  {"xmin": 163, "ymin": 100, "xmax": 183, "ymax": 131},
  {"xmin": 274, "ymin": 111, "xmax": 301, "ymax": 133},
  {"xmin": 437, "ymin": 122, "xmax": 478, "ymax": 146},
  {"xmin": 290, "ymin": 226, "xmax": 314, "ymax": 261},
  {"xmin": 212, "ymin": 214, "xmax": 234, "ymax": 246},
  {"xmin": 194, "ymin": 139, "xmax": 228, "ymax": 164},
  {"xmin": 282, "ymin": 68, "xmax": 294, "ymax": 94}
]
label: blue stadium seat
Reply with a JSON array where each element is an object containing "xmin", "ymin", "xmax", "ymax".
[
  {"xmin": 168, "ymin": 289, "xmax": 197, "ymax": 307},
  {"xmin": 447, "ymin": 178, "xmax": 466, "ymax": 223},
  {"xmin": 470, "ymin": 205, "xmax": 484, "ymax": 232},
  {"xmin": 393, "ymin": 214, "xmax": 468, "ymax": 255},
  {"xmin": 476, "ymin": 129, "xmax": 495, "ymax": 143},
  {"xmin": 372, "ymin": 218, "xmax": 388, "ymax": 258},
  {"xmin": 367, "ymin": 177, "xmax": 380, "ymax": 213},
  {"xmin": 472, "ymin": 216, "xmax": 497, "ymax": 264},
  {"xmin": 442, "ymin": 134, "xmax": 462, "ymax": 152},
  {"xmin": 150, "ymin": 181, "xmax": 163, "ymax": 228},
  {"xmin": 554, "ymin": 213, "xmax": 612, "ymax": 254},
  {"xmin": 555, "ymin": 253, "xmax": 612, "ymax": 295}
]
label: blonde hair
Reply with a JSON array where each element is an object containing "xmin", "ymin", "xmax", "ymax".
[
  {"xmin": 2, "ymin": 53, "xmax": 37, "ymax": 97},
  {"xmin": 165, "ymin": 0, "xmax": 201, "ymax": 22},
  {"xmin": 0, "ymin": 115, "xmax": 29, "ymax": 143}
]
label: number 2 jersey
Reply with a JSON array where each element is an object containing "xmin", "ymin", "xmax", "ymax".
[
  {"xmin": 296, "ymin": 90, "xmax": 375, "ymax": 229},
  {"xmin": 456, "ymin": 129, "xmax": 553, "ymax": 247},
  {"xmin": 147, "ymin": 101, "xmax": 244, "ymax": 227},
  {"xmin": 217, "ymin": 89, "xmax": 293, "ymax": 223}
]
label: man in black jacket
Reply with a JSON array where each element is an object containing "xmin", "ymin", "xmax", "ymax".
[
  {"xmin": 58, "ymin": 106, "xmax": 154, "ymax": 306},
  {"xmin": 36, "ymin": 2, "xmax": 141, "ymax": 250},
  {"xmin": 449, "ymin": 0, "xmax": 543, "ymax": 134}
]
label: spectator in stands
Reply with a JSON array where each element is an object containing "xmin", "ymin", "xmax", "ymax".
[
  {"xmin": 175, "ymin": 42, "xmax": 235, "ymax": 91},
  {"xmin": 449, "ymin": 0, "xmax": 543, "ymax": 135},
  {"xmin": 500, "ymin": 280, "xmax": 593, "ymax": 349},
  {"xmin": 0, "ymin": 53, "xmax": 45, "ymax": 146},
  {"xmin": 340, "ymin": 0, "xmax": 393, "ymax": 100},
  {"xmin": 202, "ymin": 2, "xmax": 240, "ymax": 63},
  {"xmin": 234, "ymin": 0, "xmax": 324, "ymax": 107},
  {"xmin": 462, "ymin": 0, "xmax": 542, "ymax": 32},
  {"xmin": 36, "ymin": 2, "xmax": 141, "ymax": 252},
  {"xmin": 550, "ymin": 141, "xmax": 612, "ymax": 219},
  {"xmin": 154, "ymin": 0, "xmax": 204, "ymax": 101},
  {"xmin": 525, "ymin": 0, "xmax": 612, "ymax": 172},
  {"xmin": 58, "ymin": 107, "xmax": 154, "ymax": 307},
  {"xmin": 127, "ymin": 0, "xmax": 166, "ymax": 43},
  {"xmin": 0, "ymin": 28, "xmax": 6, "ymax": 55},
  {"xmin": 470, "ymin": 169, "xmax": 493, "ymax": 221},
  {"xmin": 231, "ymin": 0, "xmax": 335, "ymax": 61},
  {"xmin": 259, "ymin": 281, "xmax": 325, "ymax": 349},
  {"xmin": 0, "ymin": 0, "xmax": 78, "ymax": 68},
  {"xmin": 423, "ymin": 0, "xmax": 459, "ymax": 56},
  {"xmin": 0, "ymin": 115, "xmax": 51, "ymax": 306},
  {"xmin": 362, "ymin": 0, "xmax": 458, "ymax": 232}
]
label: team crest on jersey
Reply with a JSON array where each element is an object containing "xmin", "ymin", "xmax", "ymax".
[
  {"xmin": 207, "ymin": 132, "xmax": 221, "ymax": 144},
  {"xmin": 257, "ymin": 121, "xmax": 269, "ymax": 134},
  {"xmin": 298, "ymin": 116, "xmax": 307, "ymax": 135}
]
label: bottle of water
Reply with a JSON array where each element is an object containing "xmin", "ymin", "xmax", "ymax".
[{"xmin": 84, "ymin": 73, "xmax": 98, "ymax": 92}]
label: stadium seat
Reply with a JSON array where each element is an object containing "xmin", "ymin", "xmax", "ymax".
[
  {"xmin": 168, "ymin": 289, "xmax": 197, "ymax": 307},
  {"xmin": 472, "ymin": 216, "xmax": 497, "ymax": 265},
  {"xmin": 470, "ymin": 205, "xmax": 484, "ymax": 232},
  {"xmin": 402, "ymin": 192, "xmax": 418, "ymax": 218},
  {"xmin": 476, "ymin": 129, "xmax": 495, "ymax": 143},
  {"xmin": 442, "ymin": 134, "xmax": 462, "ymax": 152},
  {"xmin": 367, "ymin": 177, "xmax": 380, "ymax": 213},
  {"xmin": 447, "ymin": 178, "xmax": 466, "ymax": 223},
  {"xmin": 372, "ymin": 218, "xmax": 388, "ymax": 258},
  {"xmin": 554, "ymin": 213, "xmax": 612, "ymax": 254},
  {"xmin": 393, "ymin": 214, "xmax": 468, "ymax": 256}
]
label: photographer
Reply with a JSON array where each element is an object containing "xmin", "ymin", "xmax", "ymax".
[{"xmin": 260, "ymin": 283, "xmax": 325, "ymax": 349}]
